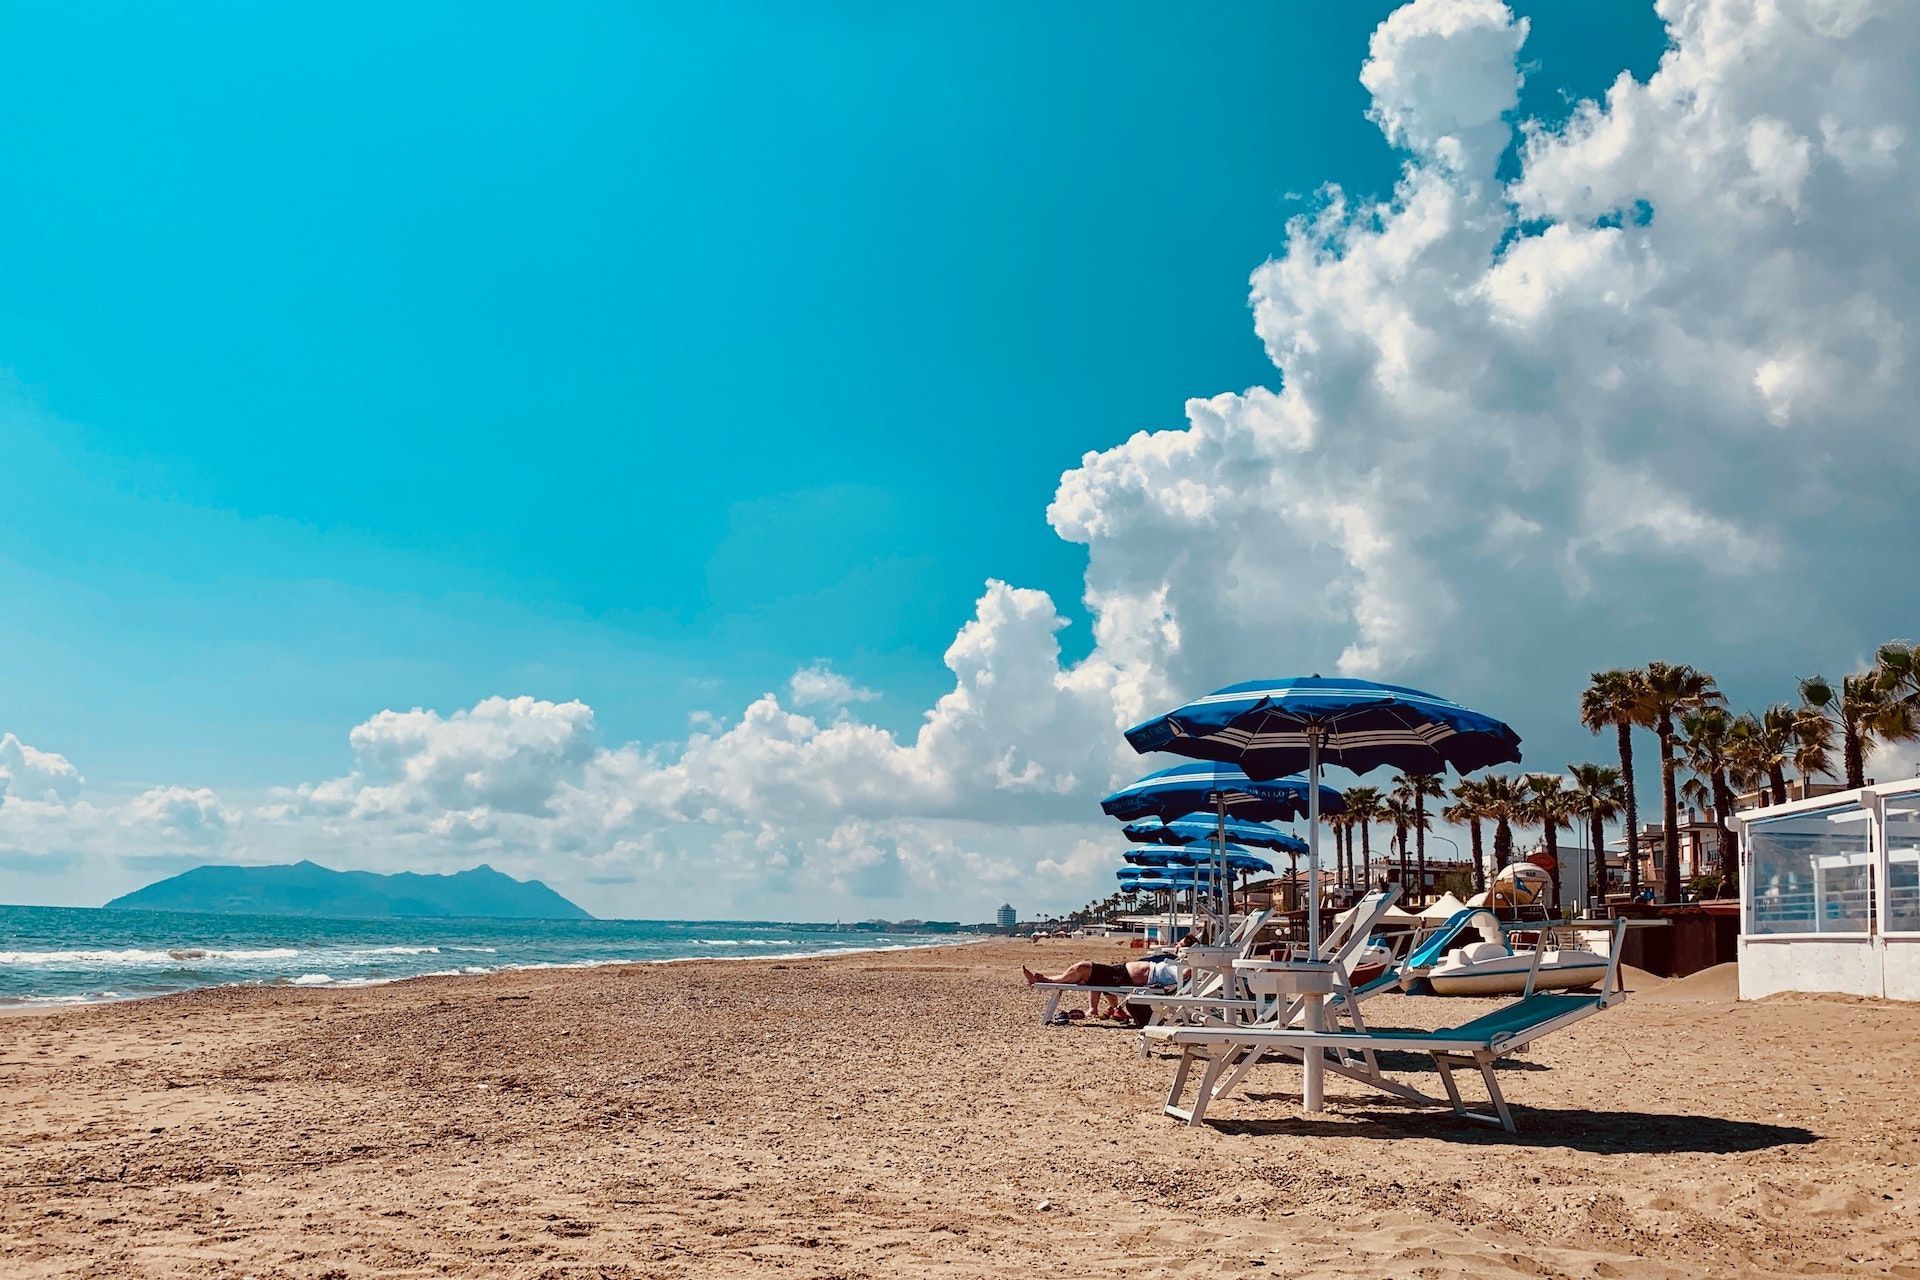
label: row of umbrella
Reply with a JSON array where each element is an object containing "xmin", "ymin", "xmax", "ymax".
[{"xmin": 1090, "ymin": 675, "xmax": 1523, "ymax": 1116}]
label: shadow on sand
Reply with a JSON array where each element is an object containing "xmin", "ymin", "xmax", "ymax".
[{"xmin": 1207, "ymin": 1100, "xmax": 1817, "ymax": 1154}]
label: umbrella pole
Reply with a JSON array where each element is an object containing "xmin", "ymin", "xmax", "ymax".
[
  {"xmin": 1215, "ymin": 793, "xmax": 1229, "ymax": 942},
  {"xmin": 1304, "ymin": 730, "xmax": 1325, "ymax": 1113}
]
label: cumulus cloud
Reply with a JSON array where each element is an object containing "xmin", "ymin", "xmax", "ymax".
[
  {"xmin": 130, "ymin": 786, "xmax": 233, "ymax": 839},
  {"xmin": 7, "ymin": 0, "xmax": 1920, "ymax": 917},
  {"xmin": 0, "ymin": 733, "xmax": 82, "ymax": 805},
  {"xmin": 787, "ymin": 662, "xmax": 879, "ymax": 708}
]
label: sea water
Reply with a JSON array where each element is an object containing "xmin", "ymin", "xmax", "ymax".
[{"xmin": 0, "ymin": 904, "xmax": 968, "ymax": 1007}]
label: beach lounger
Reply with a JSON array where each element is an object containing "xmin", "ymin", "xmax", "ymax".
[
  {"xmin": 1135, "ymin": 890, "xmax": 1399, "ymax": 1029},
  {"xmin": 1030, "ymin": 910, "xmax": 1272, "ymax": 1028},
  {"xmin": 1157, "ymin": 918, "xmax": 1628, "ymax": 1133}
]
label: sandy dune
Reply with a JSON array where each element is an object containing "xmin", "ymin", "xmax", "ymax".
[{"xmin": 3, "ymin": 940, "xmax": 1916, "ymax": 1278}]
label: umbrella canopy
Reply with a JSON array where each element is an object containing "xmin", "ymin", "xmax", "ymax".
[
  {"xmin": 1100, "ymin": 761, "xmax": 1344, "ymax": 823},
  {"xmin": 1123, "ymin": 814, "xmax": 1310, "ymax": 855},
  {"xmin": 1416, "ymin": 891, "xmax": 1470, "ymax": 922},
  {"xmin": 1118, "ymin": 864, "xmax": 1223, "ymax": 883},
  {"xmin": 1123, "ymin": 675, "xmax": 1522, "ymax": 780},
  {"xmin": 1124, "ymin": 843, "xmax": 1274, "ymax": 875},
  {"xmin": 1334, "ymin": 898, "xmax": 1420, "ymax": 928}
]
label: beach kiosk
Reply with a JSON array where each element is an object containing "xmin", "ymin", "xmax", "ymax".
[{"xmin": 1733, "ymin": 777, "xmax": 1920, "ymax": 1000}]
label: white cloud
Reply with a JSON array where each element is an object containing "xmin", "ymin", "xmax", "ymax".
[
  {"xmin": 0, "ymin": 733, "xmax": 82, "ymax": 805},
  {"xmin": 130, "ymin": 786, "xmax": 233, "ymax": 839},
  {"xmin": 7, "ymin": 0, "xmax": 1920, "ymax": 919},
  {"xmin": 787, "ymin": 662, "xmax": 879, "ymax": 708}
]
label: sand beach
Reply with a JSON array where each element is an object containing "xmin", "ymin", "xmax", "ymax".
[{"xmin": 3, "ymin": 938, "xmax": 1918, "ymax": 1279}]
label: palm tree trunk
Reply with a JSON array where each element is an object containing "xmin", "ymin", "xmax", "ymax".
[
  {"xmin": 1396, "ymin": 825, "xmax": 1408, "ymax": 890},
  {"xmin": 1617, "ymin": 721, "xmax": 1641, "ymax": 899},
  {"xmin": 1469, "ymin": 819, "xmax": 1485, "ymax": 893},
  {"xmin": 1415, "ymin": 796, "xmax": 1428, "ymax": 905},
  {"xmin": 1359, "ymin": 823, "xmax": 1372, "ymax": 889},
  {"xmin": 1659, "ymin": 715, "xmax": 1681, "ymax": 903},
  {"xmin": 1545, "ymin": 822, "xmax": 1561, "ymax": 910},
  {"xmin": 1589, "ymin": 810, "xmax": 1607, "ymax": 906},
  {"xmin": 1767, "ymin": 763, "xmax": 1786, "ymax": 807},
  {"xmin": 1712, "ymin": 768, "xmax": 1737, "ymax": 875},
  {"xmin": 1493, "ymin": 818, "xmax": 1512, "ymax": 871},
  {"xmin": 1844, "ymin": 720, "xmax": 1865, "ymax": 790}
]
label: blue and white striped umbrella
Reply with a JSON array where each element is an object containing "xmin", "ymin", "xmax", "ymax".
[
  {"xmin": 1123, "ymin": 814, "xmax": 1309, "ymax": 856},
  {"xmin": 1099, "ymin": 761, "xmax": 1343, "ymax": 823},
  {"xmin": 1124, "ymin": 843, "xmax": 1274, "ymax": 875},
  {"xmin": 1123, "ymin": 675, "xmax": 1522, "ymax": 779}
]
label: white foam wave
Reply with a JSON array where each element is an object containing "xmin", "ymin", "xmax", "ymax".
[
  {"xmin": 288, "ymin": 973, "xmax": 334, "ymax": 986},
  {"xmin": 0, "ymin": 947, "xmax": 301, "ymax": 967}
]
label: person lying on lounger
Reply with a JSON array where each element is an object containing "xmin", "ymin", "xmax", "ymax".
[{"xmin": 1021, "ymin": 950, "xmax": 1188, "ymax": 1019}]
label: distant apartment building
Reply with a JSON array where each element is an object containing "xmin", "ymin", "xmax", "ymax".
[{"xmin": 995, "ymin": 903, "xmax": 1016, "ymax": 928}]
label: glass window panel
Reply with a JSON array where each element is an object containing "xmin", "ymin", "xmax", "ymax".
[
  {"xmin": 1885, "ymin": 794, "xmax": 1920, "ymax": 932},
  {"xmin": 1746, "ymin": 802, "xmax": 1872, "ymax": 935}
]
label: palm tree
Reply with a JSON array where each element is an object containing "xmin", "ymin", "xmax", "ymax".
[
  {"xmin": 1566, "ymin": 763, "xmax": 1624, "ymax": 904},
  {"xmin": 1394, "ymin": 771, "xmax": 1446, "ymax": 909},
  {"xmin": 1682, "ymin": 706, "xmax": 1746, "ymax": 878},
  {"xmin": 1477, "ymin": 774, "xmax": 1527, "ymax": 876},
  {"xmin": 1802, "ymin": 671, "xmax": 1919, "ymax": 790},
  {"xmin": 1343, "ymin": 786, "xmax": 1384, "ymax": 889},
  {"xmin": 1728, "ymin": 704, "xmax": 1798, "ymax": 807},
  {"xmin": 1581, "ymin": 669, "xmax": 1648, "ymax": 899},
  {"xmin": 1327, "ymin": 811, "xmax": 1351, "ymax": 890},
  {"xmin": 1443, "ymin": 778, "xmax": 1489, "ymax": 894},
  {"xmin": 1792, "ymin": 706, "xmax": 1835, "ymax": 791},
  {"xmin": 1522, "ymin": 774, "xmax": 1573, "ymax": 910},
  {"xmin": 1877, "ymin": 641, "xmax": 1920, "ymax": 711},
  {"xmin": 1382, "ymin": 795, "xmax": 1414, "ymax": 895},
  {"xmin": 1638, "ymin": 662, "xmax": 1723, "ymax": 902}
]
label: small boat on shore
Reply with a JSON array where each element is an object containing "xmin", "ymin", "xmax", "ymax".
[
  {"xmin": 1426, "ymin": 937, "xmax": 1609, "ymax": 996},
  {"xmin": 1401, "ymin": 908, "xmax": 1609, "ymax": 996}
]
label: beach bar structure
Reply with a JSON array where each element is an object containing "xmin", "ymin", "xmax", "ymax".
[{"xmin": 1733, "ymin": 778, "xmax": 1920, "ymax": 1000}]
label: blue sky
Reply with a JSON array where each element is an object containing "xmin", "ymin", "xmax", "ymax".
[
  {"xmin": 20, "ymin": 0, "xmax": 1906, "ymax": 922},
  {"xmin": 0, "ymin": 2, "xmax": 1660, "ymax": 796}
]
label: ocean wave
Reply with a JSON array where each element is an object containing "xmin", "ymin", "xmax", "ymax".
[
  {"xmin": 695, "ymin": 939, "xmax": 800, "ymax": 947},
  {"xmin": 288, "ymin": 973, "xmax": 334, "ymax": 986},
  {"xmin": 0, "ymin": 947, "xmax": 301, "ymax": 967}
]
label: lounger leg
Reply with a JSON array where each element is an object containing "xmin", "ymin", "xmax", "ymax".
[
  {"xmin": 1431, "ymin": 1051, "xmax": 1515, "ymax": 1133},
  {"xmin": 1164, "ymin": 1047, "xmax": 1204, "ymax": 1122},
  {"xmin": 1477, "ymin": 1051, "xmax": 1515, "ymax": 1134},
  {"xmin": 1186, "ymin": 1050, "xmax": 1236, "ymax": 1126},
  {"xmin": 1213, "ymin": 1045, "xmax": 1267, "ymax": 1099},
  {"xmin": 1433, "ymin": 1052, "xmax": 1468, "ymax": 1117},
  {"xmin": 1042, "ymin": 990, "xmax": 1062, "ymax": 1026}
]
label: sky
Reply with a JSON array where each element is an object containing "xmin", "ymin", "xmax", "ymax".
[{"xmin": 2, "ymin": 0, "xmax": 1916, "ymax": 921}]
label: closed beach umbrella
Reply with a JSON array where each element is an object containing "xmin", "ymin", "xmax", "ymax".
[{"xmin": 1125, "ymin": 675, "xmax": 1520, "ymax": 1113}]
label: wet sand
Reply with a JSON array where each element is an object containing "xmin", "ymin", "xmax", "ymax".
[{"xmin": 3, "ymin": 938, "xmax": 1917, "ymax": 1278}]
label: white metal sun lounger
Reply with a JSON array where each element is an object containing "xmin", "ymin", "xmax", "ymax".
[
  {"xmin": 1030, "ymin": 910, "xmax": 1272, "ymax": 1027},
  {"xmin": 1157, "ymin": 918, "xmax": 1629, "ymax": 1133},
  {"xmin": 1135, "ymin": 889, "xmax": 1400, "ymax": 1030}
]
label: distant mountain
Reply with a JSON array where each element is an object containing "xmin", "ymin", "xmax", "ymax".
[{"xmin": 104, "ymin": 860, "xmax": 592, "ymax": 921}]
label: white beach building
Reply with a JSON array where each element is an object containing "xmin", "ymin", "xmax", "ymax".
[{"xmin": 1733, "ymin": 778, "xmax": 1920, "ymax": 1000}]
